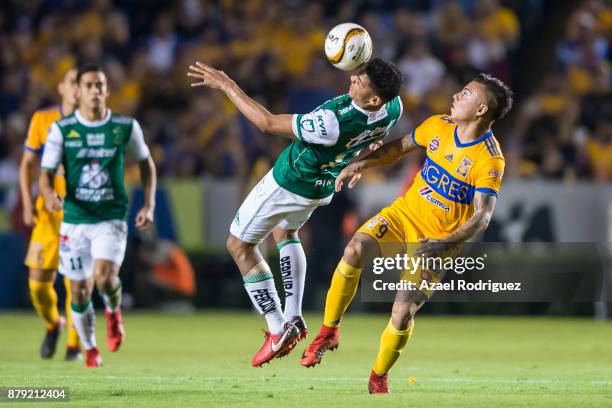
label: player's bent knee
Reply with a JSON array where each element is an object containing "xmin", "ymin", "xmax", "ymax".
[
  {"xmin": 343, "ymin": 234, "xmax": 377, "ymax": 267},
  {"xmin": 391, "ymin": 301, "xmax": 418, "ymax": 330},
  {"xmin": 226, "ymin": 234, "xmax": 254, "ymax": 260},
  {"xmin": 272, "ymin": 228, "xmax": 297, "ymax": 243},
  {"xmin": 72, "ymin": 284, "xmax": 92, "ymax": 304},
  {"xmin": 343, "ymin": 238, "xmax": 364, "ymax": 266},
  {"xmin": 226, "ymin": 234, "xmax": 240, "ymax": 255},
  {"xmin": 93, "ymin": 260, "xmax": 119, "ymax": 289}
]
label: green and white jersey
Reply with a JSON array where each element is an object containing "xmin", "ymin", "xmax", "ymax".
[
  {"xmin": 273, "ymin": 94, "xmax": 402, "ymax": 199},
  {"xmin": 41, "ymin": 109, "xmax": 150, "ymax": 224}
]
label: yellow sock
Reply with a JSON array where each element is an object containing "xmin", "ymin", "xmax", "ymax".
[
  {"xmin": 372, "ymin": 318, "xmax": 414, "ymax": 375},
  {"xmin": 64, "ymin": 277, "xmax": 80, "ymax": 348},
  {"xmin": 28, "ymin": 278, "xmax": 60, "ymax": 331},
  {"xmin": 323, "ymin": 258, "xmax": 362, "ymax": 327}
]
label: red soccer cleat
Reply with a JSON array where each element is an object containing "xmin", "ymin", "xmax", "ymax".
[
  {"xmin": 368, "ymin": 370, "xmax": 390, "ymax": 394},
  {"xmin": 105, "ymin": 308, "xmax": 125, "ymax": 352},
  {"xmin": 276, "ymin": 317, "xmax": 308, "ymax": 358},
  {"xmin": 85, "ymin": 347, "xmax": 103, "ymax": 368},
  {"xmin": 290, "ymin": 316, "xmax": 308, "ymax": 342},
  {"xmin": 251, "ymin": 323, "xmax": 300, "ymax": 367},
  {"xmin": 300, "ymin": 325, "xmax": 339, "ymax": 367}
]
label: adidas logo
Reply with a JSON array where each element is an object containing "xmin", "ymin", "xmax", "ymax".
[{"xmin": 445, "ymin": 154, "xmax": 454, "ymax": 162}]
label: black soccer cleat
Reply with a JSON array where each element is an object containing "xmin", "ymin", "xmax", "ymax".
[
  {"xmin": 65, "ymin": 346, "xmax": 83, "ymax": 362},
  {"xmin": 40, "ymin": 317, "xmax": 65, "ymax": 359}
]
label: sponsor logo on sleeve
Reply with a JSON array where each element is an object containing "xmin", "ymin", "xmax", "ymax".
[
  {"xmin": 316, "ymin": 114, "xmax": 327, "ymax": 136},
  {"xmin": 488, "ymin": 168, "xmax": 503, "ymax": 178},
  {"xmin": 428, "ymin": 136, "xmax": 440, "ymax": 153},
  {"xmin": 365, "ymin": 215, "xmax": 388, "ymax": 230},
  {"xmin": 300, "ymin": 118, "xmax": 315, "ymax": 133}
]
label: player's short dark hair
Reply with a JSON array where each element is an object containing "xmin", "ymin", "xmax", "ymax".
[
  {"xmin": 363, "ymin": 57, "xmax": 403, "ymax": 103},
  {"xmin": 473, "ymin": 73, "xmax": 513, "ymax": 120},
  {"xmin": 76, "ymin": 65, "xmax": 104, "ymax": 84}
]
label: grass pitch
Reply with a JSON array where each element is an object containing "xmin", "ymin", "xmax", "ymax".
[{"xmin": 1, "ymin": 312, "xmax": 611, "ymax": 407}]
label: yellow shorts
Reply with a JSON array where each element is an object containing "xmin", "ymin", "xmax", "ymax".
[
  {"xmin": 357, "ymin": 197, "xmax": 456, "ymax": 298},
  {"xmin": 25, "ymin": 202, "xmax": 63, "ymax": 270}
]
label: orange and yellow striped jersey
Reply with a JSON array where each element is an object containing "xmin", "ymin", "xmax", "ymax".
[
  {"xmin": 402, "ymin": 115, "xmax": 505, "ymax": 238},
  {"xmin": 24, "ymin": 106, "xmax": 67, "ymax": 200}
]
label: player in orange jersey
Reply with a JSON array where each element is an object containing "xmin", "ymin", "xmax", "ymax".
[
  {"xmin": 302, "ymin": 74, "xmax": 513, "ymax": 394},
  {"xmin": 19, "ymin": 68, "xmax": 81, "ymax": 360}
]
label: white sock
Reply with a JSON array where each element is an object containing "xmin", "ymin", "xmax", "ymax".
[
  {"xmin": 277, "ymin": 239, "xmax": 306, "ymax": 320},
  {"xmin": 243, "ymin": 262, "xmax": 286, "ymax": 335},
  {"xmin": 71, "ymin": 300, "xmax": 97, "ymax": 350}
]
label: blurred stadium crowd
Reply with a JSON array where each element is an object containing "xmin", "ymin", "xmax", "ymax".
[{"xmin": 0, "ymin": 0, "xmax": 610, "ymax": 197}]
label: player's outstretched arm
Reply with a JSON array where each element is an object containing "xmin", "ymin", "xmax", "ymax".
[
  {"xmin": 416, "ymin": 192, "xmax": 497, "ymax": 257},
  {"xmin": 335, "ymin": 134, "xmax": 419, "ymax": 191},
  {"xmin": 187, "ymin": 62, "xmax": 295, "ymax": 139},
  {"xmin": 135, "ymin": 155, "xmax": 157, "ymax": 230}
]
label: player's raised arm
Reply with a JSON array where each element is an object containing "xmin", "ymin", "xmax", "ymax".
[
  {"xmin": 335, "ymin": 133, "xmax": 419, "ymax": 191},
  {"xmin": 187, "ymin": 62, "xmax": 295, "ymax": 139}
]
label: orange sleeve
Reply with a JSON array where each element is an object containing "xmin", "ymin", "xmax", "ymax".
[
  {"xmin": 24, "ymin": 112, "xmax": 44, "ymax": 153},
  {"xmin": 410, "ymin": 115, "xmax": 446, "ymax": 148},
  {"xmin": 475, "ymin": 157, "xmax": 505, "ymax": 196}
]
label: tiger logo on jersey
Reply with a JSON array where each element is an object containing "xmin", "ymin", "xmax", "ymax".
[{"xmin": 456, "ymin": 157, "xmax": 474, "ymax": 177}]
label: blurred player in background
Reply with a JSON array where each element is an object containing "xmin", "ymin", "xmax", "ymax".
[
  {"xmin": 19, "ymin": 68, "xmax": 82, "ymax": 361},
  {"xmin": 40, "ymin": 66, "xmax": 157, "ymax": 368},
  {"xmin": 188, "ymin": 58, "xmax": 403, "ymax": 366},
  {"xmin": 302, "ymin": 74, "xmax": 513, "ymax": 393}
]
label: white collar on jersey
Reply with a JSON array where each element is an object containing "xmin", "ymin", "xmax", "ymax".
[
  {"xmin": 75, "ymin": 109, "xmax": 112, "ymax": 127},
  {"xmin": 351, "ymin": 100, "xmax": 388, "ymax": 124}
]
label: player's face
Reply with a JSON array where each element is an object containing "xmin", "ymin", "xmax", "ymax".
[
  {"xmin": 77, "ymin": 71, "xmax": 109, "ymax": 111},
  {"xmin": 349, "ymin": 73, "xmax": 377, "ymax": 106},
  {"xmin": 58, "ymin": 69, "xmax": 78, "ymax": 109},
  {"xmin": 450, "ymin": 81, "xmax": 489, "ymax": 121}
]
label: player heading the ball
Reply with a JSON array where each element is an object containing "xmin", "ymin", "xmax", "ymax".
[{"xmin": 187, "ymin": 57, "xmax": 403, "ymax": 367}]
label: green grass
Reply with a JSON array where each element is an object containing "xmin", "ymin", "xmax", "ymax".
[{"xmin": 1, "ymin": 312, "xmax": 611, "ymax": 407}]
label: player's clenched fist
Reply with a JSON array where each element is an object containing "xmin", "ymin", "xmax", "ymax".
[{"xmin": 135, "ymin": 206, "xmax": 154, "ymax": 230}]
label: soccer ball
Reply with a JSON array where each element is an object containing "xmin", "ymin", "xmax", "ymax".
[{"xmin": 324, "ymin": 23, "xmax": 373, "ymax": 71}]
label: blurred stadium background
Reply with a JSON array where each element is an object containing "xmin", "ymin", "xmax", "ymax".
[
  {"xmin": 1, "ymin": 1, "xmax": 611, "ymax": 405},
  {"xmin": 0, "ymin": 0, "xmax": 610, "ymax": 315}
]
